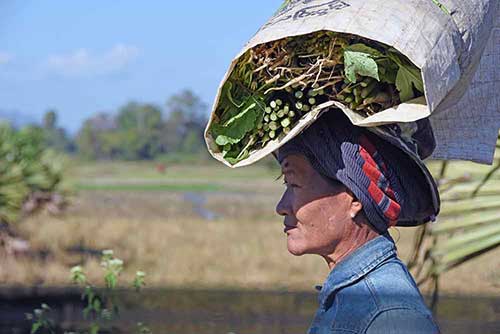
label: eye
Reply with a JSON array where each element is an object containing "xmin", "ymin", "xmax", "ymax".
[{"xmin": 283, "ymin": 180, "xmax": 300, "ymax": 188}]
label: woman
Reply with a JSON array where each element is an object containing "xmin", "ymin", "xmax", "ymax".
[{"xmin": 275, "ymin": 111, "xmax": 441, "ymax": 334}]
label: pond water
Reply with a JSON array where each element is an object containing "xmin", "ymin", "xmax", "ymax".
[{"xmin": 1, "ymin": 289, "xmax": 499, "ymax": 333}]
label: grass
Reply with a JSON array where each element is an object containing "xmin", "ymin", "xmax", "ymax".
[
  {"xmin": 75, "ymin": 183, "xmax": 224, "ymax": 192},
  {"xmin": 1, "ymin": 158, "xmax": 499, "ymax": 297},
  {"xmin": 65, "ymin": 158, "xmax": 279, "ymax": 183},
  {"xmin": 63, "ymin": 158, "xmax": 280, "ymax": 194}
]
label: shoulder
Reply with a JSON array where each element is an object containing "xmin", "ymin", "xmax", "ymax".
[
  {"xmin": 364, "ymin": 308, "xmax": 440, "ymax": 334},
  {"xmin": 364, "ymin": 255, "xmax": 428, "ymax": 310},
  {"xmin": 361, "ymin": 257, "xmax": 440, "ymax": 333},
  {"xmin": 329, "ymin": 255, "xmax": 435, "ymax": 332}
]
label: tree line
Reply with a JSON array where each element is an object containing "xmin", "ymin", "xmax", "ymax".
[{"xmin": 38, "ymin": 89, "xmax": 208, "ymax": 160}]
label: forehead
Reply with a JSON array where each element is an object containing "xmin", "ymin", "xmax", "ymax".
[
  {"xmin": 281, "ymin": 154, "xmax": 346, "ymax": 190},
  {"xmin": 280, "ymin": 154, "xmax": 313, "ymax": 176}
]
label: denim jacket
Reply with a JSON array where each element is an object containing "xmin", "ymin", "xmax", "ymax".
[{"xmin": 308, "ymin": 234, "xmax": 440, "ymax": 334}]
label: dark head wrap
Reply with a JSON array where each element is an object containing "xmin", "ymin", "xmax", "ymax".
[{"xmin": 277, "ymin": 111, "xmax": 436, "ymax": 233}]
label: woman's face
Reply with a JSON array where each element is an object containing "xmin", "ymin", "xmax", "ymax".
[{"xmin": 276, "ymin": 154, "xmax": 358, "ymax": 257}]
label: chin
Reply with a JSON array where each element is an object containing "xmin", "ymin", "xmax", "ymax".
[{"xmin": 287, "ymin": 242, "xmax": 307, "ymax": 256}]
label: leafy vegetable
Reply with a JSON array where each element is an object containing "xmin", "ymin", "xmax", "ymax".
[
  {"xmin": 343, "ymin": 44, "xmax": 381, "ymax": 83},
  {"xmin": 213, "ymin": 101, "xmax": 262, "ymax": 146},
  {"xmin": 376, "ymin": 58, "xmax": 399, "ymax": 84},
  {"xmin": 210, "ymin": 32, "xmax": 425, "ymax": 164},
  {"xmin": 346, "ymin": 43, "xmax": 383, "ymax": 57},
  {"xmin": 388, "ymin": 51, "xmax": 424, "ymax": 102}
]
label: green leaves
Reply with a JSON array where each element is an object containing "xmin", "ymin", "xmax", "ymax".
[
  {"xmin": 212, "ymin": 87, "xmax": 264, "ymax": 153},
  {"xmin": 27, "ymin": 250, "xmax": 152, "ymax": 333},
  {"xmin": 214, "ymin": 102, "xmax": 259, "ymax": 146},
  {"xmin": 376, "ymin": 58, "xmax": 399, "ymax": 84},
  {"xmin": 342, "ymin": 44, "xmax": 424, "ymax": 101},
  {"xmin": 70, "ymin": 265, "xmax": 87, "ymax": 285},
  {"xmin": 388, "ymin": 50, "xmax": 424, "ymax": 102},
  {"xmin": 212, "ymin": 79, "xmax": 267, "ymax": 156},
  {"xmin": 343, "ymin": 44, "xmax": 382, "ymax": 83},
  {"xmin": 133, "ymin": 271, "xmax": 146, "ymax": 292},
  {"xmin": 30, "ymin": 322, "xmax": 41, "ymax": 334},
  {"xmin": 395, "ymin": 65, "xmax": 424, "ymax": 102},
  {"xmin": 26, "ymin": 304, "xmax": 55, "ymax": 334},
  {"xmin": 212, "ymin": 32, "xmax": 427, "ymax": 165},
  {"xmin": 101, "ymin": 252, "xmax": 124, "ymax": 289},
  {"xmin": 346, "ymin": 44, "xmax": 383, "ymax": 57},
  {"xmin": 0, "ymin": 124, "xmax": 65, "ymax": 225}
]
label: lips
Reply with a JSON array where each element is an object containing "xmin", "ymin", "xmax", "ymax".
[{"xmin": 284, "ymin": 225, "xmax": 297, "ymax": 233}]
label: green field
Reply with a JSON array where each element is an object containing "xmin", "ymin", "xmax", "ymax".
[{"xmin": 2, "ymin": 157, "xmax": 499, "ymax": 297}]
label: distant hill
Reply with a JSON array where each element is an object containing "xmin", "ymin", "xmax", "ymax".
[{"xmin": 0, "ymin": 109, "xmax": 37, "ymax": 128}]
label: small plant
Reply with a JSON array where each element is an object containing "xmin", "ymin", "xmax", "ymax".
[
  {"xmin": 25, "ymin": 303, "xmax": 55, "ymax": 334},
  {"xmin": 136, "ymin": 322, "xmax": 153, "ymax": 334},
  {"xmin": 133, "ymin": 271, "xmax": 146, "ymax": 292},
  {"xmin": 27, "ymin": 249, "xmax": 151, "ymax": 334}
]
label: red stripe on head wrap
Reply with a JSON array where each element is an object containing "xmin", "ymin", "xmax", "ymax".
[{"xmin": 358, "ymin": 134, "xmax": 401, "ymax": 224}]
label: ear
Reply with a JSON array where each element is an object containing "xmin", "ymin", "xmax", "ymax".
[{"xmin": 346, "ymin": 188, "xmax": 363, "ymax": 218}]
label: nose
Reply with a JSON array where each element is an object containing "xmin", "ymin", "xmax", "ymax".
[{"xmin": 276, "ymin": 189, "xmax": 291, "ymax": 217}]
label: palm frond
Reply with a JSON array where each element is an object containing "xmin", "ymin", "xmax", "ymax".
[{"xmin": 409, "ymin": 133, "xmax": 500, "ymax": 308}]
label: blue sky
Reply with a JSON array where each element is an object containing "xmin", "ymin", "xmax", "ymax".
[{"xmin": 0, "ymin": 1, "xmax": 281, "ymax": 133}]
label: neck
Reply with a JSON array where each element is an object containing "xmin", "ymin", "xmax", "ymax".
[{"xmin": 323, "ymin": 217, "xmax": 380, "ymax": 270}]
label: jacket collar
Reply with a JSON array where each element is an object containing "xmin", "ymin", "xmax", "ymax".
[{"xmin": 318, "ymin": 233, "xmax": 397, "ymax": 308}]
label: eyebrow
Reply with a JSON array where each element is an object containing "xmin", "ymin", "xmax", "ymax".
[
  {"xmin": 281, "ymin": 160, "xmax": 300, "ymax": 177},
  {"xmin": 281, "ymin": 160, "xmax": 292, "ymax": 171},
  {"xmin": 281, "ymin": 166, "xmax": 295, "ymax": 175}
]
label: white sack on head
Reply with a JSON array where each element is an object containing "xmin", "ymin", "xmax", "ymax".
[
  {"xmin": 205, "ymin": 0, "xmax": 499, "ymax": 167},
  {"xmin": 430, "ymin": 0, "xmax": 500, "ymax": 164}
]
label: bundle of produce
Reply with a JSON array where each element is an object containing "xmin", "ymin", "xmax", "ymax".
[{"xmin": 209, "ymin": 31, "xmax": 424, "ymax": 165}]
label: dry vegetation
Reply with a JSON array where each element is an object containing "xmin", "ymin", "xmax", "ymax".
[{"xmin": 0, "ymin": 160, "xmax": 499, "ymax": 297}]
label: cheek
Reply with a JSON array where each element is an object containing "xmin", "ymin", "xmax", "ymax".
[
  {"xmin": 285, "ymin": 191, "xmax": 307, "ymax": 219},
  {"xmin": 290, "ymin": 202, "xmax": 346, "ymax": 255},
  {"xmin": 296, "ymin": 196, "xmax": 350, "ymax": 239},
  {"xmin": 286, "ymin": 192, "xmax": 352, "ymax": 255},
  {"xmin": 296, "ymin": 196, "xmax": 338, "ymax": 224}
]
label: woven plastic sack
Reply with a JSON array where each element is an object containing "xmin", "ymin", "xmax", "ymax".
[{"xmin": 205, "ymin": 0, "xmax": 499, "ymax": 167}]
